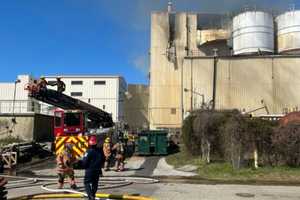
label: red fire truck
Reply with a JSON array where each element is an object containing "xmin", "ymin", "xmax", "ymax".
[{"xmin": 26, "ymin": 81, "xmax": 114, "ymax": 158}]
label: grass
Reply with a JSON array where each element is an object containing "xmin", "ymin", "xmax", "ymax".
[{"xmin": 166, "ymin": 146, "xmax": 300, "ymax": 182}]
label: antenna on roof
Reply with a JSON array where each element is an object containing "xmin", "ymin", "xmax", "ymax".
[{"xmin": 168, "ymin": 1, "xmax": 172, "ymax": 13}]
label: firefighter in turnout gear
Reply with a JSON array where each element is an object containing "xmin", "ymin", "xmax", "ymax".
[
  {"xmin": 50, "ymin": 77, "xmax": 66, "ymax": 93},
  {"xmin": 56, "ymin": 143, "xmax": 77, "ymax": 189},
  {"xmin": 103, "ymin": 137, "xmax": 112, "ymax": 171},
  {"xmin": 37, "ymin": 76, "xmax": 48, "ymax": 92},
  {"xmin": 113, "ymin": 137, "xmax": 125, "ymax": 172},
  {"xmin": 81, "ymin": 135, "xmax": 104, "ymax": 200}
]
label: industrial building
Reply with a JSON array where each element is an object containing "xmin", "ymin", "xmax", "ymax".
[
  {"xmin": 0, "ymin": 75, "xmax": 40, "ymax": 114},
  {"xmin": 149, "ymin": 7, "xmax": 300, "ymax": 130},
  {"xmin": 0, "ymin": 74, "xmax": 127, "ymax": 141},
  {"xmin": 0, "ymin": 74, "xmax": 127, "ymax": 123},
  {"xmin": 45, "ymin": 75, "xmax": 127, "ymax": 122}
]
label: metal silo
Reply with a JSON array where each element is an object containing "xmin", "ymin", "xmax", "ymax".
[
  {"xmin": 276, "ymin": 10, "xmax": 300, "ymax": 54},
  {"xmin": 232, "ymin": 11, "xmax": 274, "ymax": 55}
]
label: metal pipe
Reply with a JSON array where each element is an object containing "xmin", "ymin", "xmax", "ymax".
[
  {"xmin": 190, "ymin": 59, "xmax": 193, "ymax": 111},
  {"xmin": 212, "ymin": 49, "xmax": 218, "ymax": 110}
]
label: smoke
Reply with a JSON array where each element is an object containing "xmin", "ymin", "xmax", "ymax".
[
  {"xmin": 96, "ymin": 0, "xmax": 295, "ymax": 77},
  {"xmin": 98, "ymin": 0, "xmax": 295, "ymax": 31},
  {"xmin": 132, "ymin": 55, "xmax": 149, "ymax": 76}
]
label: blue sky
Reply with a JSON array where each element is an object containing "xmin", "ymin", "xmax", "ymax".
[{"xmin": 0, "ymin": 0, "xmax": 297, "ymax": 84}]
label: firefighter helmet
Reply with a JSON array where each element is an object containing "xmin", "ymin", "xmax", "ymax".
[
  {"xmin": 105, "ymin": 137, "xmax": 110, "ymax": 143},
  {"xmin": 88, "ymin": 135, "xmax": 97, "ymax": 146}
]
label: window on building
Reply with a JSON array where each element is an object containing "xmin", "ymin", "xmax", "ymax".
[
  {"xmin": 102, "ymin": 105, "xmax": 106, "ymax": 110},
  {"xmin": 171, "ymin": 108, "xmax": 176, "ymax": 115},
  {"xmin": 71, "ymin": 92, "xmax": 82, "ymax": 97},
  {"xmin": 71, "ymin": 80, "xmax": 83, "ymax": 85},
  {"xmin": 94, "ymin": 81, "xmax": 106, "ymax": 85}
]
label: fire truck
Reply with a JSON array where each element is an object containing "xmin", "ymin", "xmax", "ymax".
[{"xmin": 25, "ymin": 81, "xmax": 114, "ymax": 158}]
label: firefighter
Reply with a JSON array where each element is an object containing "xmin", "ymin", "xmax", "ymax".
[
  {"xmin": 113, "ymin": 137, "xmax": 125, "ymax": 172},
  {"xmin": 56, "ymin": 143, "xmax": 77, "ymax": 189},
  {"xmin": 81, "ymin": 136, "xmax": 104, "ymax": 200},
  {"xmin": 37, "ymin": 76, "xmax": 48, "ymax": 92},
  {"xmin": 57, "ymin": 77, "xmax": 66, "ymax": 93},
  {"xmin": 103, "ymin": 137, "xmax": 112, "ymax": 171},
  {"xmin": 51, "ymin": 77, "xmax": 66, "ymax": 93}
]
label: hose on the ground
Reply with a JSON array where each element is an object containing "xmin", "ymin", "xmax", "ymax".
[
  {"xmin": 2, "ymin": 175, "xmax": 159, "ymax": 189},
  {"xmin": 9, "ymin": 192, "xmax": 156, "ymax": 200},
  {"xmin": 2, "ymin": 175, "xmax": 159, "ymax": 199}
]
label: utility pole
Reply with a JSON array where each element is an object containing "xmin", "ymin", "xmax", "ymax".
[{"xmin": 12, "ymin": 79, "xmax": 21, "ymax": 123}]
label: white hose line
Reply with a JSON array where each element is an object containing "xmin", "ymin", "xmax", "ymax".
[{"xmin": 1, "ymin": 174, "xmax": 159, "ymax": 184}]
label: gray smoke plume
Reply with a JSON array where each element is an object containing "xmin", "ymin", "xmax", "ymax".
[
  {"xmin": 98, "ymin": 0, "xmax": 295, "ymax": 30},
  {"xmin": 133, "ymin": 55, "xmax": 149, "ymax": 76},
  {"xmin": 96, "ymin": 0, "xmax": 295, "ymax": 77}
]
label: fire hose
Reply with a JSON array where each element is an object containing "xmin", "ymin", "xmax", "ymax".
[{"xmin": 1, "ymin": 175, "xmax": 158, "ymax": 200}]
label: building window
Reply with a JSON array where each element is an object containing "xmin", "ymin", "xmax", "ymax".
[
  {"xmin": 71, "ymin": 80, "xmax": 83, "ymax": 85},
  {"xmin": 94, "ymin": 81, "xmax": 106, "ymax": 85},
  {"xmin": 171, "ymin": 108, "xmax": 176, "ymax": 115},
  {"xmin": 102, "ymin": 105, "xmax": 105, "ymax": 110},
  {"xmin": 71, "ymin": 92, "xmax": 82, "ymax": 97}
]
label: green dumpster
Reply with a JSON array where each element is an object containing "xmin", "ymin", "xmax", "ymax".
[
  {"xmin": 137, "ymin": 130, "xmax": 168, "ymax": 155},
  {"xmin": 137, "ymin": 132, "xmax": 151, "ymax": 155},
  {"xmin": 154, "ymin": 131, "xmax": 168, "ymax": 155}
]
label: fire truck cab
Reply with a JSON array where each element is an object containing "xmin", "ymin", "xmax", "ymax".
[{"xmin": 54, "ymin": 109, "xmax": 86, "ymax": 137}]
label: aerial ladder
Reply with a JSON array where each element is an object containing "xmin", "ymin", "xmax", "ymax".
[{"xmin": 25, "ymin": 80, "xmax": 114, "ymax": 158}]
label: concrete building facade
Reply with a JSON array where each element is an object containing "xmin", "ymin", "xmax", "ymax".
[
  {"xmin": 149, "ymin": 11, "xmax": 300, "ymax": 130},
  {"xmin": 0, "ymin": 75, "xmax": 40, "ymax": 114},
  {"xmin": 45, "ymin": 75, "xmax": 127, "ymax": 122}
]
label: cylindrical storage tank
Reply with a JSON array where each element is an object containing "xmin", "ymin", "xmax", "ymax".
[
  {"xmin": 232, "ymin": 11, "xmax": 274, "ymax": 55},
  {"xmin": 276, "ymin": 10, "xmax": 300, "ymax": 54}
]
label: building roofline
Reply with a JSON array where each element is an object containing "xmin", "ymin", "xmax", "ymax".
[{"xmin": 44, "ymin": 75, "xmax": 125, "ymax": 79}]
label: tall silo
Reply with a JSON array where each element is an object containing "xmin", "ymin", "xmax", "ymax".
[
  {"xmin": 232, "ymin": 11, "xmax": 274, "ymax": 55},
  {"xmin": 276, "ymin": 10, "xmax": 300, "ymax": 54}
]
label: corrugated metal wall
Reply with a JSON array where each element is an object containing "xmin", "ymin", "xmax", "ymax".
[{"xmin": 184, "ymin": 56, "xmax": 300, "ymax": 116}]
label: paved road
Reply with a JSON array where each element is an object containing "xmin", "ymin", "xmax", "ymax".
[
  {"xmin": 7, "ymin": 182, "xmax": 300, "ymax": 200},
  {"xmin": 134, "ymin": 156, "xmax": 160, "ymax": 177},
  {"xmin": 6, "ymin": 156, "xmax": 300, "ymax": 199}
]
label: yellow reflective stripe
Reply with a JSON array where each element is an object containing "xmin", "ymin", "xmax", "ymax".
[
  {"xmin": 56, "ymin": 137, "xmax": 66, "ymax": 149},
  {"xmin": 56, "ymin": 145, "xmax": 64, "ymax": 155},
  {"xmin": 72, "ymin": 145, "xmax": 83, "ymax": 157},
  {"xmin": 81, "ymin": 147, "xmax": 87, "ymax": 153},
  {"xmin": 66, "ymin": 137, "xmax": 75, "ymax": 143},
  {"xmin": 54, "ymin": 136, "xmax": 89, "ymax": 158},
  {"xmin": 77, "ymin": 136, "xmax": 88, "ymax": 143}
]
